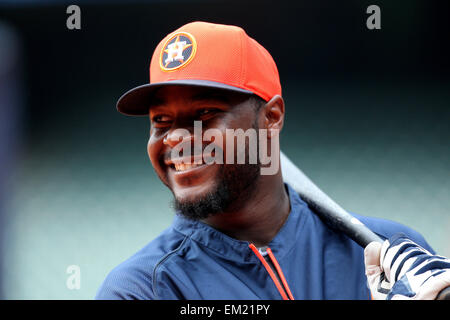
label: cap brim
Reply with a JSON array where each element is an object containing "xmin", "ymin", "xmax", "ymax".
[{"xmin": 116, "ymin": 79, "xmax": 254, "ymax": 116}]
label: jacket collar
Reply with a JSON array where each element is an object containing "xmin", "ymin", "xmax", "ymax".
[{"xmin": 172, "ymin": 183, "xmax": 310, "ymax": 262}]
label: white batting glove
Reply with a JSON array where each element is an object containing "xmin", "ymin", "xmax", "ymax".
[{"xmin": 364, "ymin": 233, "xmax": 450, "ymax": 300}]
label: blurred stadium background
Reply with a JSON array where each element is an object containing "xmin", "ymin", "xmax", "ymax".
[{"xmin": 0, "ymin": 0, "xmax": 449, "ymax": 299}]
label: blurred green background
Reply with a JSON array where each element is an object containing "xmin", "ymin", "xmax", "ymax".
[{"xmin": 0, "ymin": 0, "xmax": 449, "ymax": 299}]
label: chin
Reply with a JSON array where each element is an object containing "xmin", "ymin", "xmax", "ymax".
[
  {"xmin": 172, "ymin": 179, "xmax": 231, "ymax": 221},
  {"xmin": 171, "ymin": 179, "xmax": 218, "ymax": 204}
]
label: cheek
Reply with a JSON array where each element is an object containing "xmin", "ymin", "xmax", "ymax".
[
  {"xmin": 216, "ymin": 117, "xmax": 256, "ymax": 162},
  {"xmin": 147, "ymin": 136, "xmax": 161, "ymax": 168},
  {"xmin": 147, "ymin": 139, "xmax": 152, "ymax": 160}
]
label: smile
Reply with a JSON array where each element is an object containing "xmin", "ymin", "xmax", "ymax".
[
  {"xmin": 173, "ymin": 162, "xmax": 205, "ymax": 171},
  {"xmin": 168, "ymin": 158, "xmax": 217, "ymax": 187},
  {"xmin": 165, "ymin": 155, "xmax": 210, "ymax": 173}
]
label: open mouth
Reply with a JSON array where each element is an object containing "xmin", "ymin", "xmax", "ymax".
[
  {"xmin": 165, "ymin": 155, "xmax": 209, "ymax": 172},
  {"xmin": 163, "ymin": 151, "xmax": 220, "ymax": 191},
  {"xmin": 172, "ymin": 162, "xmax": 205, "ymax": 172},
  {"xmin": 166, "ymin": 150, "xmax": 217, "ymax": 172}
]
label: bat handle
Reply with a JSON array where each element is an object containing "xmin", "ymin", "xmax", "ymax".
[
  {"xmin": 436, "ymin": 287, "xmax": 450, "ymax": 300},
  {"xmin": 354, "ymin": 226, "xmax": 383, "ymax": 248}
]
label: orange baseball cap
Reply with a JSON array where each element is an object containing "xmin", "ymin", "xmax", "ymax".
[{"xmin": 116, "ymin": 21, "xmax": 282, "ymax": 116}]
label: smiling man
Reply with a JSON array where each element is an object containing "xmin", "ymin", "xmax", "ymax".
[{"xmin": 95, "ymin": 22, "xmax": 448, "ymax": 300}]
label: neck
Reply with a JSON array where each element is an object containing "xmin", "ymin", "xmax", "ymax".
[{"xmin": 202, "ymin": 170, "xmax": 291, "ymax": 247}]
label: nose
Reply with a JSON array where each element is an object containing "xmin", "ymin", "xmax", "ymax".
[{"xmin": 163, "ymin": 127, "xmax": 195, "ymax": 148}]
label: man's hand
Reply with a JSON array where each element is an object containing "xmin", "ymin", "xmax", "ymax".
[{"xmin": 364, "ymin": 233, "xmax": 450, "ymax": 300}]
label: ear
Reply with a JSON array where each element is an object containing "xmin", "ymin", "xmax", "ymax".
[{"xmin": 262, "ymin": 95, "xmax": 285, "ymax": 137}]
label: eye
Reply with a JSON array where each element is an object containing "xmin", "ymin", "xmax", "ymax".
[
  {"xmin": 151, "ymin": 114, "xmax": 172, "ymax": 126},
  {"xmin": 196, "ymin": 108, "xmax": 220, "ymax": 119}
]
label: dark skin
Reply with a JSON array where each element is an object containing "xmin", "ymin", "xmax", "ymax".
[{"xmin": 147, "ymin": 85, "xmax": 290, "ymax": 247}]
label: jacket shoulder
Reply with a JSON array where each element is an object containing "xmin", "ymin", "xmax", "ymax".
[
  {"xmin": 352, "ymin": 212, "xmax": 434, "ymax": 253},
  {"xmin": 95, "ymin": 226, "xmax": 187, "ymax": 300}
]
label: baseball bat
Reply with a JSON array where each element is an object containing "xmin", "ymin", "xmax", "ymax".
[{"xmin": 280, "ymin": 151, "xmax": 450, "ymax": 300}]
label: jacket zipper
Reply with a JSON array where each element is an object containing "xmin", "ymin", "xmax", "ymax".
[{"xmin": 249, "ymin": 243, "xmax": 294, "ymax": 300}]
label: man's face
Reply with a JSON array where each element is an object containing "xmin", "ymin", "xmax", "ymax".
[{"xmin": 147, "ymin": 85, "xmax": 262, "ymax": 220}]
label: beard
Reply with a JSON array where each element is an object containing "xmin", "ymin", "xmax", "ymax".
[
  {"xmin": 172, "ymin": 161, "xmax": 260, "ymax": 220},
  {"xmin": 172, "ymin": 117, "xmax": 262, "ymax": 220}
]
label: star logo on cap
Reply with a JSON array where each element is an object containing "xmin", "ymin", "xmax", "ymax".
[{"xmin": 160, "ymin": 32, "xmax": 197, "ymax": 72}]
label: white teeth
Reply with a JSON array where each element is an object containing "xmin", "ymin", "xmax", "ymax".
[{"xmin": 174, "ymin": 163, "xmax": 201, "ymax": 171}]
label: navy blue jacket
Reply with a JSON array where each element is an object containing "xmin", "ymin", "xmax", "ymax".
[{"xmin": 95, "ymin": 184, "xmax": 433, "ymax": 300}]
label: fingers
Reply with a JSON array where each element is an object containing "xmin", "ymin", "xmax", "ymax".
[
  {"xmin": 364, "ymin": 241, "xmax": 387, "ymax": 299},
  {"xmin": 364, "ymin": 241, "xmax": 382, "ymax": 270}
]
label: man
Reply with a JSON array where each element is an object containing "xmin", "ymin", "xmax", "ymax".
[{"xmin": 96, "ymin": 21, "xmax": 450, "ymax": 300}]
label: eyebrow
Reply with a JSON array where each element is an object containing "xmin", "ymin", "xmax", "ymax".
[{"xmin": 149, "ymin": 97, "xmax": 165, "ymax": 110}]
